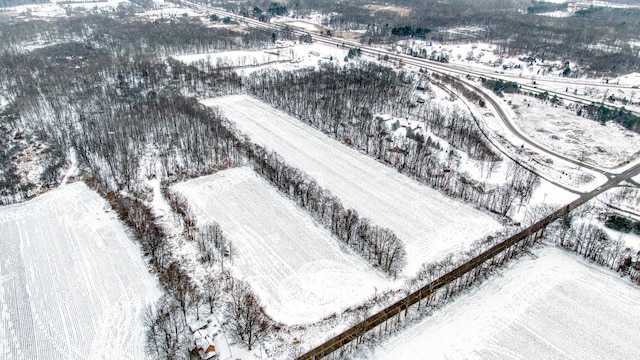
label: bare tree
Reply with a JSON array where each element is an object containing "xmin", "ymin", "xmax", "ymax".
[
  {"xmin": 202, "ymin": 274, "xmax": 224, "ymax": 315},
  {"xmin": 144, "ymin": 295, "xmax": 190, "ymax": 360},
  {"xmin": 225, "ymin": 281, "xmax": 272, "ymax": 351},
  {"xmin": 160, "ymin": 261, "xmax": 195, "ymax": 323}
]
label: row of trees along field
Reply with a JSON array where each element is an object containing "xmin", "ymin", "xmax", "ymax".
[
  {"xmin": 555, "ymin": 204, "xmax": 640, "ymax": 285},
  {"xmin": 248, "ymin": 144, "xmax": 407, "ymax": 277},
  {"xmin": 246, "ymin": 63, "xmax": 539, "ymax": 216},
  {"xmin": 323, "ymin": 218, "xmax": 545, "ymax": 356}
]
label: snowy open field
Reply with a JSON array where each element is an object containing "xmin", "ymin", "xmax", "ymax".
[
  {"xmin": 203, "ymin": 95, "xmax": 501, "ymax": 275},
  {"xmin": 373, "ymin": 246, "xmax": 640, "ymax": 360},
  {"xmin": 173, "ymin": 167, "xmax": 391, "ymax": 325},
  {"xmin": 0, "ymin": 183, "xmax": 160, "ymax": 360}
]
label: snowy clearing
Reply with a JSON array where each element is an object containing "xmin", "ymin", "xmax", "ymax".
[
  {"xmin": 0, "ymin": 182, "xmax": 160, "ymax": 360},
  {"xmin": 173, "ymin": 167, "xmax": 391, "ymax": 325},
  {"xmin": 177, "ymin": 43, "xmax": 348, "ymax": 75},
  {"xmin": 362, "ymin": 4, "xmax": 411, "ymax": 16},
  {"xmin": 463, "ymin": 83, "xmax": 608, "ymax": 192},
  {"xmin": 509, "ymin": 93, "xmax": 640, "ymax": 169},
  {"xmin": 373, "ymin": 246, "xmax": 640, "ymax": 360},
  {"xmin": 203, "ymin": 95, "xmax": 501, "ymax": 275},
  {"xmin": 175, "ymin": 49, "xmax": 285, "ymax": 68},
  {"xmin": 0, "ymin": 0, "xmax": 130, "ymax": 18}
]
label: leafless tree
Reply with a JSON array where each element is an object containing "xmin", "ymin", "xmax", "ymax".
[{"xmin": 225, "ymin": 281, "xmax": 272, "ymax": 351}]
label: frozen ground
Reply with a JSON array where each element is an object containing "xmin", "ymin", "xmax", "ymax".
[
  {"xmin": 175, "ymin": 49, "xmax": 284, "ymax": 68},
  {"xmin": 203, "ymin": 95, "xmax": 501, "ymax": 275},
  {"xmin": 460, "ymin": 82, "xmax": 609, "ymax": 192},
  {"xmin": 176, "ymin": 43, "xmax": 347, "ymax": 75},
  {"xmin": 372, "ymin": 246, "xmax": 640, "ymax": 360},
  {"xmin": 0, "ymin": 0, "xmax": 130, "ymax": 18},
  {"xmin": 508, "ymin": 93, "xmax": 640, "ymax": 169},
  {"xmin": 0, "ymin": 182, "xmax": 160, "ymax": 360},
  {"xmin": 173, "ymin": 167, "xmax": 391, "ymax": 325}
]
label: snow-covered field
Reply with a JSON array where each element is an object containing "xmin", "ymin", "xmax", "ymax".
[
  {"xmin": 509, "ymin": 93, "xmax": 640, "ymax": 169},
  {"xmin": 176, "ymin": 43, "xmax": 347, "ymax": 75},
  {"xmin": 173, "ymin": 167, "xmax": 391, "ymax": 325},
  {"xmin": 175, "ymin": 49, "xmax": 285, "ymax": 68},
  {"xmin": 373, "ymin": 246, "xmax": 640, "ymax": 360},
  {"xmin": 0, "ymin": 183, "xmax": 160, "ymax": 360},
  {"xmin": 203, "ymin": 95, "xmax": 501, "ymax": 275}
]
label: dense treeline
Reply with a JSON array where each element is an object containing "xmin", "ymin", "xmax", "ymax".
[
  {"xmin": 0, "ymin": 14, "xmax": 274, "ymax": 57},
  {"xmin": 246, "ymin": 62, "xmax": 497, "ymax": 163},
  {"xmin": 0, "ymin": 0, "xmax": 47, "ymax": 7},
  {"xmin": 0, "ymin": 13, "xmax": 275, "ymax": 201},
  {"xmin": 527, "ymin": 1, "xmax": 568, "ymax": 14},
  {"xmin": 480, "ymin": 77, "xmax": 520, "ymax": 95},
  {"xmin": 390, "ymin": 25, "xmax": 430, "ymax": 38},
  {"xmin": 248, "ymin": 145, "xmax": 407, "ymax": 277}
]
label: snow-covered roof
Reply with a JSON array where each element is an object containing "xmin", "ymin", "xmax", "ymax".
[{"xmin": 193, "ymin": 329, "xmax": 216, "ymax": 359}]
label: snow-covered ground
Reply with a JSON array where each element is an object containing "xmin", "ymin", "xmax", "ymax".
[
  {"xmin": 176, "ymin": 43, "xmax": 347, "ymax": 75},
  {"xmin": 372, "ymin": 246, "xmax": 640, "ymax": 360},
  {"xmin": 508, "ymin": 93, "xmax": 640, "ymax": 169},
  {"xmin": 0, "ymin": 182, "xmax": 160, "ymax": 359},
  {"xmin": 0, "ymin": 0, "xmax": 130, "ymax": 18},
  {"xmin": 457, "ymin": 82, "xmax": 609, "ymax": 192},
  {"xmin": 135, "ymin": 6, "xmax": 200, "ymax": 19},
  {"xmin": 203, "ymin": 95, "xmax": 501, "ymax": 275},
  {"xmin": 175, "ymin": 49, "xmax": 286, "ymax": 69},
  {"xmin": 173, "ymin": 167, "xmax": 391, "ymax": 325},
  {"xmin": 602, "ymin": 226, "xmax": 640, "ymax": 250}
]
